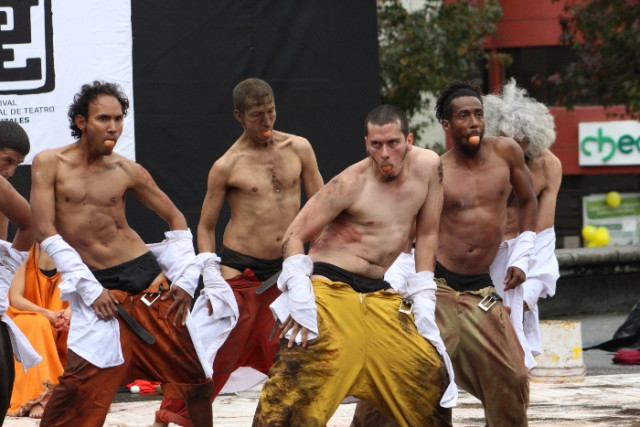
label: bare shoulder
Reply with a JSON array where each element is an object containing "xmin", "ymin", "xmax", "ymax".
[
  {"xmin": 31, "ymin": 143, "xmax": 75, "ymax": 170},
  {"xmin": 31, "ymin": 147, "xmax": 58, "ymax": 166},
  {"xmin": 111, "ymin": 156, "xmax": 155, "ymax": 184},
  {"xmin": 491, "ymin": 135, "xmax": 524, "ymax": 164},
  {"xmin": 108, "ymin": 152, "xmax": 138, "ymax": 170},
  {"xmin": 322, "ymin": 159, "xmax": 366, "ymax": 197},
  {"xmin": 275, "ymin": 130, "xmax": 314, "ymax": 154},
  {"xmin": 539, "ymin": 149, "xmax": 562, "ymax": 182},
  {"xmin": 210, "ymin": 144, "xmax": 238, "ymax": 176},
  {"xmin": 540, "ymin": 149, "xmax": 562, "ymax": 171},
  {"xmin": 411, "ymin": 145, "xmax": 440, "ymax": 164}
]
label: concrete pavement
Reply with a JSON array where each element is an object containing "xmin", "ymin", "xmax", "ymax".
[
  {"xmin": 5, "ymin": 312, "xmax": 640, "ymax": 426},
  {"xmin": 5, "ymin": 374, "xmax": 640, "ymax": 426}
]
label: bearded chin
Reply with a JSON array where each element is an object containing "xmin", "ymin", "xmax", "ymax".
[{"xmin": 461, "ymin": 142, "xmax": 480, "ymax": 155}]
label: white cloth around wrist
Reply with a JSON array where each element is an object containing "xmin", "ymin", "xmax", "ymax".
[
  {"xmin": 508, "ymin": 230, "xmax": 536, "ymax": 277},
  {"xmin": 277, "ymin": 254, "xmax": 313, "ymax": 292}
]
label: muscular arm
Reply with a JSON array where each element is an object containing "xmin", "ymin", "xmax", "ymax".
[
  {"xmin": 503, "ymin": 140, "xmax": 538, "ymax": 289},
  {"xmin": 129, "ymin": 163, "xmax": 187, "ymax": 231},
  {"xmin": 30, "ymin": 151, "xmax": 58, "ymax": 244},
  {"xmin": 508, "ymin": 143, "xmax": 538, "ymax": 233},
  {"xmin": 536, "ymin": 153, "xmax": 562, "ymax": 232},
  {"xmin": 281, "ymin": 171, "xmax": 357, "ymax": 258},
  {"xmin": 414, "ymin": 157, "xmax": 443, "ymax": 273},
  {"xmin": 197, "ymin": 160, "xmax": 229, "ymax": 253},
  {"xmin": 298, "ymin": 139, "xmax": 324, "ymax": 200}
]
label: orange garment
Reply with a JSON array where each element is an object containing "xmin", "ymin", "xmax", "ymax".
[{"xmin": 6, "ymin": 246, "xmax": 67, "ymax": 417}]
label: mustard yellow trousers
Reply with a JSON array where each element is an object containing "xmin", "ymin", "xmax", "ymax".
[{"xmin": 252, "ymin": 278, "xmax": 451, "ymax": 427}]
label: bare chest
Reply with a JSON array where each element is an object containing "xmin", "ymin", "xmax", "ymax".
[
  {"xmin": 350, "ymin": 180, "xmax": 425, "ymax": 230},
  {"xmin": 229, "ymin": 151, "xmax": 302, "ymax": 194},
  {"xmin": 56, "ymin": 165, "xmax": 127, "ymax": 207},
  {"xmin": 443, "ymin": 165, "xmax": 510, "ymax": 213}
]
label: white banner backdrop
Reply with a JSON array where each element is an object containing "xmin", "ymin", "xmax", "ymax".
[{"xmin": 0, "ymin": 0, "xmax": 135, "ymax": 163}]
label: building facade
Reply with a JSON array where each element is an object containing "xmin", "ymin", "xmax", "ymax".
[{"xmin": 485, "ymin": 1, "xmax": 640, "ymax": 248}]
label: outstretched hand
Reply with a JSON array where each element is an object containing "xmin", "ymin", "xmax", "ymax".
[
  {"xmin": 280, "ymin": 315, "xmax": 310, "ymax": 348},
  {"xmin": 503, "ymin": 266, "xmax": 526, "ymax": 291},
  {"xmin": 162, "ymin": 285, "xmax": 192, "ymax": 326},
  {"xmin": 91, "ymin": 289, "xmax": 119, "ymax": 321}
]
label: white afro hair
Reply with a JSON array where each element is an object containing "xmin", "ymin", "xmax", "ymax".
[{"xmin": 483, "ymin": 78, "xmax": 556, "ymax": 159}]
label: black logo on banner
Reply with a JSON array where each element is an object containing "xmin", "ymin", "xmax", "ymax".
[{"xmin": 0, "ymin": 0, "xmax": 54, "ymax": 94}]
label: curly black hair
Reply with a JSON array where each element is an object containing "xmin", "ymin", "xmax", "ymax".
[
  {"xmin": 435, "ymin": 81, "xmax": 483, "ymax": 122},
  {"xmin": 68, "ymin": 81, "xmax": 129, "ymax": 139}
]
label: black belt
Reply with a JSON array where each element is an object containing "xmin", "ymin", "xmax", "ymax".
[
  {"xmin": 116, "ymin": 305, "xmax": 155, "ymax": 345},
  {"xmin": 255, "ymin": 270, "xmax": 281, "ymax": 294}
]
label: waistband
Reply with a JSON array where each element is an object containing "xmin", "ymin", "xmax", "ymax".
[
  {"xmin": 220, "ymin": 245, "xmax": 282, "ymax": 281},
  {"xmin": 434, "ymin": 261, "xmax": 494, "ymax": 292},
  {"xmin": 312, "ymin": 262, "xmax": 390, "ymax": 293},
  {"xmin": 92, "ymin": 252, "xmax": 162, "ymax": 295}
]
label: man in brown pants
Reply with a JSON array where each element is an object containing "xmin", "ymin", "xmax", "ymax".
[{"xmin": 31, "ymin": 81, "xmax": 213, "ymax": 426}]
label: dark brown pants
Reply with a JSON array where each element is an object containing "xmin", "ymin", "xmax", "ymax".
[{"xmin": 40, "ymin": 280, "xmax": 213, "ymax": 427}]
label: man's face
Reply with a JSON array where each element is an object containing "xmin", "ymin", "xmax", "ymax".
[
  {"xmin": 0, "ymin": 148, "xmax": 25, "ymax": 179},
  {"xmin": 365, "ymin": 120, "xmax": 413, "ymax": 180},
  {"xmin": 442, "ymin": 95, "xmax": 484, "ymax": 154},
  {"xmin": 75, "ymin": 94, "xmax": 124, "ymax": 154},
  {"xmin": 235, "ymin": 96, "xmax": 276, "ymax": 143}
]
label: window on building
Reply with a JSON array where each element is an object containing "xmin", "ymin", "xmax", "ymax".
[{"xmin": 498, "ymin": 46, "xmax": 601, "ymax": 107}]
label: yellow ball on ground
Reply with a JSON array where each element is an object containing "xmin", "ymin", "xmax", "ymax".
[
  {"xmin": 606, "ymin": 191, "xmax": 621, "ymax": 208},
  {"xmin": 592, "ymin": 227, "xmax": 610, "ymax": 246},
  {"xmin": 582, "ymin": 225, "xmax": 596, "ymax": 242}
]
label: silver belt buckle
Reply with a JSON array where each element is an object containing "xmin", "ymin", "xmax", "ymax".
[
  {"xmin": 399, "ymin": 298, "xmax": 413, "ymax": 315},
  {"xmin": 477, "ymin": 292, "xmax": 500, "ymax": 312},
  {"xmin": 141, "ymin": 293, "xmax": 161, "ymax": 307}
]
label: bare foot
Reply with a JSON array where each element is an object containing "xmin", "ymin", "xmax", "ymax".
[
  {"xmin": 29, "ymin": 403, "xmax": 44, "ymax": 419},
  {"xmin": 151, "ymin": 423, "xmax": 168, "ymax": 427}
]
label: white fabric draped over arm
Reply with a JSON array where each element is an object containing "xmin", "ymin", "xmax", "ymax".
[
  {"xmin": 40, "ymin": 234, "xmax": 123, "ymax": 368},
  {"xmin": 397, "ymin": 271, "xmax": 458, "ymax": 408},
  {"xmin": 147, "ymin": 229, "xmax": 199, "ymax": 297},
  {"xmin": 190, "ymin": 253, "xmax": 239, "ymax": 373},
  {"xmin": 269, "ymin": 254, "xmax": 318, "ymax": 344}
]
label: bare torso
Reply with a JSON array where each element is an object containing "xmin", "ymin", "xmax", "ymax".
[
  {"xmin": 203, "ymin": 131, "xmax": 323, "ymax": 278},
  {"xmin": 309, "ymin": 150, "xmax": 433, "ymax": 278},
  {"xmin": 223, "ymin": 132, "xmax": 304, "ymax": 258},
  {"xmin": 438, "ymin": 138, "xmax": 513, "ymax": 275},
  {"xmin": 50, "ymin": 145, "xmax": 153, "ymax": 270}
]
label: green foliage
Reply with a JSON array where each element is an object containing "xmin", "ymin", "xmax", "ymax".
[
  {"xmin": 554, "ymin": 0, "xmax": 640, "ymax": 118},
  {"xmin": 377, "ymin": 0, "xmax": 505, "ymax": 137}
]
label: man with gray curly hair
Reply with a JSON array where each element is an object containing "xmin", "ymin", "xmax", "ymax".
[{"xmin": 485, "ymin": 78, "xmax": 563, "ymax": 361}]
